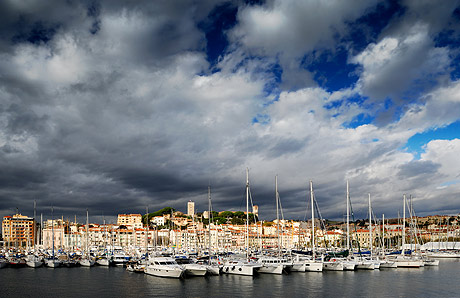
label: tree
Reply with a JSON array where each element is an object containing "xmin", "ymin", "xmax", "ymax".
[
  {"xmin": 220, "ymin": 211, "xmax": 234, "ymax": 218},
  {"xmin": 231, "ymin": 217, "xmax": 244, "ymax": 225}
]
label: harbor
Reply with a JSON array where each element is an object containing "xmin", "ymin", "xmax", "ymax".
[{"xmin": 1, "ymin": 259, "xmax": 460, "ymax": 298}]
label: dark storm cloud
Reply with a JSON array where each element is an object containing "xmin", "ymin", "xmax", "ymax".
[
  {"xmin": 397, "ymin": 160, "xmax": 440, "ymax": 179},
  {"xmin": 0, "ymin": 0, "xmax": 459, "ymax": 224}
]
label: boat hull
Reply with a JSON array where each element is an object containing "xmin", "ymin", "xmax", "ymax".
[
  {"xmin": 304, "ymin": 261, "xmax": 323, "ymax": 272},
  {"xmin": 222, "ymin": 264, "xmax": 255, "ymax": 276},
  {"xmin": 145, "ymin": 266, "xmax": 184, "ymax": 278},
  {"xmin": 323, "ymin": 261, "xmax": 343, "ymax": 271},
  {"xmin": 258, "ymin": 264, "xmax": 284, "ymax": 275}
]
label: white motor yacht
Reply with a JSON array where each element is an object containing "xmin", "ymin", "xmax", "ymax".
[
  {"xmin": 323, "ymin": 260, "xmax": 344, "ymax": 271},
  {"xmin": 26, "ymin": 255, "xmax": 43, "ymax": 268},
  {"xmin": 222, "ymin": 258, "xmax": 261, "ymax": 276},
  {"xmin": 96, "ymin": 257, "xmax": 110, "ymax": 266},
  {"xmin": 79, "ymin": 257, "xmax": 96, "ymax": 267},
  {"xmin": 45, "ymin": 258, "xmax": 62, "ymax": 268},
  {"xmin": 256, "ymin": 257, "xmax": 284, "ymax": 275},
  {"xmin": 144, "ymin": 256, "xmax": 185, "ymax": 278}
]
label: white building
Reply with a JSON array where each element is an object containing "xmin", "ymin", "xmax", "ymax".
[{"xmin": 187, "ymin": 201, "xmax": 195, "ymax": 217}]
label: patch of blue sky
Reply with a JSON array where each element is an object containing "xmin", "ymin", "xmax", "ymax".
[
  {"xmin": 342, "ymin": 113, "xmax": 375, "ymax": 129},
  {"xmin": 324, "ymin": 99, "xmax": 344, "ymax": 110},
  {"xmin": 405, "ymin": 120, "xmax": 460, "ymax": 159},
  {"xmin": 252, "ymin": 114, "xmax": 270, "ymax": 125},
  {"xmin": 434, "ymin": 18, "xmax": 460, "ymax": 81},
  {"xmin": 344, "ymin": 0, "xmax": 404, "ymax": 53},
  {"xmin": 304, "ymin": 47, "xmax": 359, "ymax": 92},
  {"xmin": 198, "ymin": 3, "xmax": 238, "ymax": 69},
  {"xmin": 261, "ymin": 62, "xmax": 282, "ymax": 97}
]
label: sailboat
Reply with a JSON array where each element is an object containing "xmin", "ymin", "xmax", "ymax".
[
  {"xmin": 301, "ymin": 180, "xmax": 324, "ymax": 272},
  {"xmin": 222, "ymin": 168, "xmax": 261, "ymax": 276},
  {"xmin": 205, "ymin": 186, "xmax": 221, "ymax": 275},
  {"xmin": 96, "ymin": 216, "xmax": 111, "ymax": 266},
  {"xmin": 391, "ymin": 194, "xmax": 423, "ymax": 268},
  {"xmin": 79, "ymin": 209, "xmax": 95, "ymax": 267},
  {"xmin": 257, "ymin": 176, "xmax": 291, "ymax": 274},
  {"xmin": 26, "ymin": 200, "xmax": 44, "ymax": 268},
  {"xmin": 45, "ymin": 206, "xmax": 61, "ymax": 268}
]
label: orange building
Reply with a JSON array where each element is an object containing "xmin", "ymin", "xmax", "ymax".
[{"xmin": 2, "ymin": 214, "xmax": 35, "ymax": 248}]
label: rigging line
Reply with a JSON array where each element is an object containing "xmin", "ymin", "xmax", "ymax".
[
  {"xmin": 278, "ymin": 194, "xmax": 285, "ymax": 221},
  {"xmin": 303, "ymin": 194, "xmax": 311, "ymax": 222},
  {"xmin": 349, "ymin": 198, "xmax": 363, "ymax": 255},
  {"xmin": 249, "ymin": 188, "xmax": 257, "ymax": 222}
]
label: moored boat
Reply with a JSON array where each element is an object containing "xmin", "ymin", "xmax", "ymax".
[{"xmin": 144, "ymin": 256, "xmax": 185, "ymax": 278}]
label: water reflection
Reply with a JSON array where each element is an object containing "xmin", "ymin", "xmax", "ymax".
[{"xmin": 1, "ymin": 260, "xmax": 459, "ymax": 297}]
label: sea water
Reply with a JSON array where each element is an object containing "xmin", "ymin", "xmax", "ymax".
[{"xmin": 1, "ymin": 259, "xmax": 459, "ymax": 298}]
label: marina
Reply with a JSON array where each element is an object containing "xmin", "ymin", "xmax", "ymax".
[{"xmin": 1, "ymin": 258, "xmax": 459, "ymax": 298}]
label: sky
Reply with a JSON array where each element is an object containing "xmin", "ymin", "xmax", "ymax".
[{"xmin": 1, "ymin": 0, "xmax": 460, "ymax": 224}]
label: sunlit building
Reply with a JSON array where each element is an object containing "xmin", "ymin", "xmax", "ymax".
[
  {"xmin": 2, "ymin": 214, "xmax": 35, "ymax": 248},
  {"xmin": 187, "ymin": 201, "xmax": 195, "ymax": 217},
  {"xmin": 117, "ymin": 214, "xmax": 143, "ymax": 228}
]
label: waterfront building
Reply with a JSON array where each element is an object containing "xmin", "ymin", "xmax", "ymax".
[
  {"xmin": 187, "ymin": 201, "xmax": 195, "ymax": 217},
  {"xmin": 42, "ymin": 226, "xmax": 66, "ymax": 249},
  {"xmin": 2, "ymin": 214, "xmax": 36, "ymax": 248},
  {"xmin": 252, "ymin": 205, "xmax": 259, "ymax": 218},
  {"xmin": 117, "ymin": 214, "xmax": 143, "ymax": 228},
  {"xmin": 151, "ymin": 216, "xmax": 165, "ymax": 226}
]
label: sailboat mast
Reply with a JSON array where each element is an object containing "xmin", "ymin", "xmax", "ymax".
[
  {"xmin": 402, "ymin": 194, "xmax": 406, "ymax": 255},
  {"xmin": 86, "ymin": 209, "xmax": 89, "ymax": 257},
  {"xmin": 346, "ymin": 180, "xmax": 350, "ymax": 250},
  {"xmin": 145, "ymin": 207, "xmax": 149, "ymax": 255},
  {"xmin": 33, "ymin": 200, "xmax": 37, "ymax": 248},
  {"xmin": 382, "ymin": 213, "xmax": 385, "ymax": 252},
  {"xmin": 208, "ymin": 185, "xmax": 211, "ymax": 262},
  {"xmin": 368, "ymin": 193, "xmax": 372, "ymax": 255},
  {"xmin": 51, "ymin": 206, "xmax": 54, "ymax": 259},
  {"xmin": 276, "ymin": 175, "xmax": 280, "ymax": 256},
  {"xmin": 310, "ymin": 180, "xmax": 315, "ymax": 259},
  {"xmin": 246, "ymin": 168, "xmax": 249, "ymax": 259}
]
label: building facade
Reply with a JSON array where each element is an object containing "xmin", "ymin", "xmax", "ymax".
[
  {"xmin": 187, "ymin": 201, "xmax": 195, "ymax": 217},
  {"xmin": 117, "ymin": 214, "xmax": 143, "ymax": 229},
  {"xmin": 2, "ymin": 214, "xmax": 36, "ymax": 248}
]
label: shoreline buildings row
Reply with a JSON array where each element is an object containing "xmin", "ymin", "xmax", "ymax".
[{"xmin": 2, "ymin": 205, "xmax": 460, "ymax": 252}]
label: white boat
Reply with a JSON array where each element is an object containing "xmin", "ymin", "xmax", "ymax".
[
  {"xmin": 183, "ymin": 263, "xmax": 208, "ymax": 276},
  {"xmin": 256, "ymin": 256, "xmax": 285, "ymax": 275},
  {"xmin": 222, "ymin": 259, "xmax": 261, "ymax": 276},
  {"xmin": 80, "ymin": 210, "xmax": 95, "ymax": 267},
  {"xmin": 323, "ymin": 260, "xmax": 344, "ymax": 271},
  {"xmin": 378, "ymin": 259, "xmax": 397, "ymax": 268},
  {"xmin": 392, "ymin": 195, "xmax": 422, "ymax": 268},
  {"xmin": 327, "ymin": 257, "xmax": 356, "ymax": 270},
  {"xmin": 423, "ymin": 258, "xmax": 439, "ymax": 266},
  {"xmin": 355, "ymin": 259, "xmax": 375, "ymax": 270},
  {"xmin": 112, "ymin": 252, "xmax": 130, "ymax": 266},
  {"xmin": 45, "ymin": 258, "xmax": 62, "ymax": 268},
  {"xmin": 26, "ymin": 255, "xmax": 43, "ymax": 268},
  {"xmin": 427, "ymin": 251, "xmax": 460, "ymax": 258},
  {"xmin": 205, "ymin": 264, "xmax": 221, "ymax": 275},
  {"xmin": 304, "ymin": 260, "xmax": 323, "ymax": 272},
  {"xmin": 96, "ymin": 257, "xmax": 110, "ymax": 266},
  {"xmin": 126, "ymin": 261, "xmax": 145, "ymax": 272},
  {"xmin": 79, "ymin": 257, "xmax": 96, "ymax": 267},
  {"xmin": 144, "ymin": 256, "xmax": 185, "ymax": 278},
  {"xmin": 290, "ymin": 261, "xmax": 306, "ymax": 272},
  {"xmin": 393, "ymin": 257, "xmax": 423, "ymax": 268},
  {"xmin": 341, "ymin": 260, "xmax": 357, "ymax": 270}
]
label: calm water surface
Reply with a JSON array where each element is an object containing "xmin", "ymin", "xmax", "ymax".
[{"xmin": 1, "ymin": 259, "xmax": 459, "ymax": 298}]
